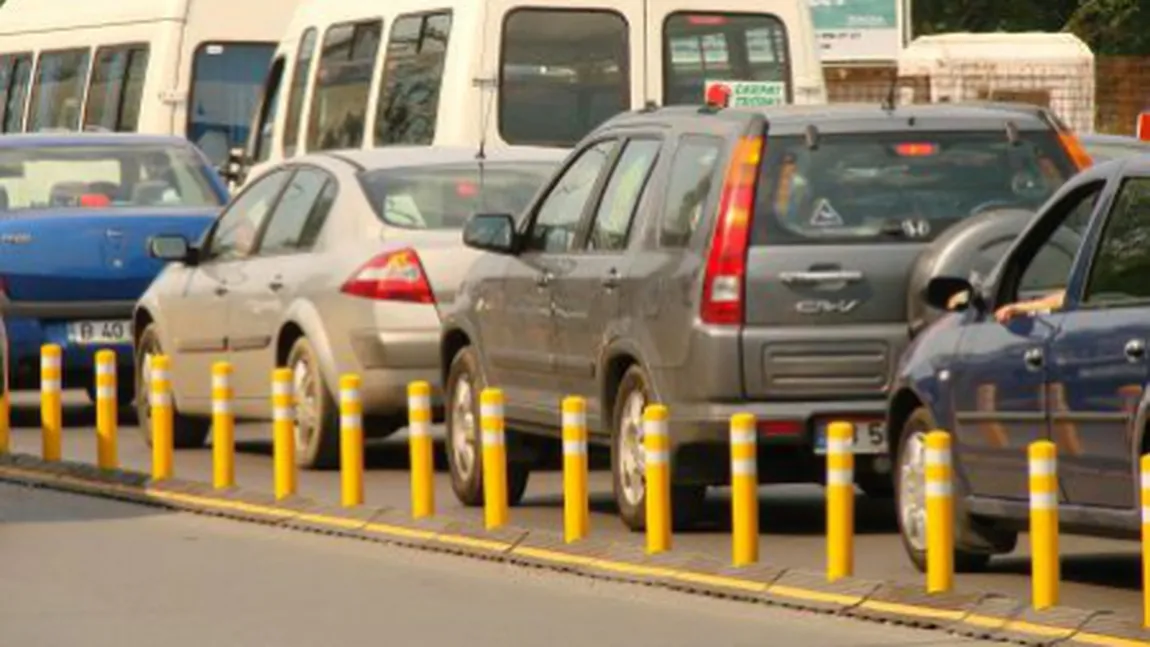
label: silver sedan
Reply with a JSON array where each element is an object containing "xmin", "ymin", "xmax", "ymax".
[{"xmin": 134, "ymin": 146, "xmax": 565, "ymax": 468}]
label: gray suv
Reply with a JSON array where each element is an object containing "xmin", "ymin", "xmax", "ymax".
[{"xmin": 441, "ymin": 102, "xmax": 1085, "ymax": 529}]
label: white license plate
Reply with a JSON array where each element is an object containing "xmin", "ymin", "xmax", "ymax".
[
  {"xmin": 813, "ymin": 419, "xmax": 888, "ymax": 455},
  {"xmin": 67, "ymin": 320, "xmax": 132, "ymax": 345}
]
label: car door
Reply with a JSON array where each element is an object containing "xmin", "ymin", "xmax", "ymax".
[
  {"xmin": 552, "ymin": 136, "xmax": 663, "ymax": 425},
  {"xmin": 1046, "ymin": 172, "xmax": 1150, "ymax": 509},
  {"xmin": 950, "ymin": 179, "xmax": 1106, "ymax": 500},
  {"xmin": 164, "ymin": 168, "xmax": 291, "ymax": 402},
  {"xmin": 227, "ymin": 166, "xmax": 336, "ymax": 402},
  {"xmin": 487, "ymin": 138, "xmax": 620, "ymax": 426}
]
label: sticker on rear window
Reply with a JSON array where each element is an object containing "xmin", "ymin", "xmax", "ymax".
[
  {"xmin": 703, "ymin": 80, "xmax": 786, "ymax": 107},
  {"xmin": 809, "ymin": 199, "xmax": 844, "ymax": 227}
]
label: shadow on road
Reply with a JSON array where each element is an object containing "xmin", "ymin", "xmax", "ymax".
[
  {"xmin": 0, "ymin": 482, "xmax": 171, "ymax": 525},
  {"xmin": 992, "ymin": 551, "xmax": 1141, "ymax": 591}
]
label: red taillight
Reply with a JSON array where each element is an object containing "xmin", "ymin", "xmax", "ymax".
[
  {"xmin": 79, "ymin": 193, "xmax": 111, "ymax": 207},
  {"xmin": 340, "ymin": 248, "xmax": 435, "ymax": 303},
  {"xmin": 1137, "ymin": 112, "xmax": 1150, "ymax": 141},
  {"xmin": 687, "ymin": 14, "xmax": 727, "ymax": 25},
  {"xmin": 701, "ymin": 135, "xmax": 763, "ymax": 326},
  {"xmin": 759, "ymin": 420, "xmax": 803, "ymax": 437},
  {"xmin": 893, "ymin": 142, "xmax": 938, "ymax": 157}
]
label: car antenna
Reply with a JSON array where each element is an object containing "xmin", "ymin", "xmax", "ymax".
[
  {"xmin": 474, "ymin": 76, "xmax": 497, "ymax": 210},
  {"xmin": 881, "ymin": 68, "xmax": 899, "ymax": 113}
]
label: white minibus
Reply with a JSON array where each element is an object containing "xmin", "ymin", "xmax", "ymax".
[
  {"xmin": 238, "ymin": 0, "xmax": 826, "ymax": 182},
  {"xmin": 0, "ymin": 0, "xmax": 301, "ymax": 165}
]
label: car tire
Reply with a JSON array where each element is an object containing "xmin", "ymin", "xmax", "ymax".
[
  {"xmin": 895, "ymin": 406, "xmax": 996, "ymax": 573},
  {"xmin": 286, "ymin": 337, "xmax": 340, "ymax": 470},
  {"xmin": 444, "ymin": 346, "xmax": 530, "ymax": 507},
  {"xmin": 610, "ymin": 365, "xmax": 706, "ymax": 532},
  {"xmin": 135, "ymin": 323, "xmax": 209, "ymax": 449}
]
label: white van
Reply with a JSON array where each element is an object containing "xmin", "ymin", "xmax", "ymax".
[
  {"xmin": 0, "ymin": 0, "xmax": 301, "ymax": 165},
  {"xmin": 239, "ymin": 0, "xmax": 826, "ymax": 182}
]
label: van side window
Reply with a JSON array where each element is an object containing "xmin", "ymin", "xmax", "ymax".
[
  {"xmin": 500, "ymin": 9, "xmax": 629, "ymax": 147},
  {"xmin": 660, "ymin": 136, "xmax": 723, "ymax": 247},
  {"xmin": 252, "ymin": 56, "xmax": 286, "ymax": 163},
  {"xmin": 663, "ymin": 13, "xmax": 791, "ymax": 106},
  {"xmin": 27, "ymin": 48, "xmax": 91, "ymax": 132},
  {"xmin": 374, "ymin": 11, "xmax": 452, "ymax": 146},
  {"xmin": 307, "ymin": 20, "xmax": 383, "ymax": 152},
  {"xmin": 0, "ymin": 53, "xmax": 33, "ymax": 133},
  {"xmin": 283, "ymin": 28, "xmax": 318, "ymax": 158},
  {"xmin": 188, "ymin": 42, "xmax": 277, "ymax": 166},
  {"xmin": 85, "ymin": 44, "xmax": 150, "ymax": 132}
]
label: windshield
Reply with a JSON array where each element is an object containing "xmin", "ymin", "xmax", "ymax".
[
  {"xmin": 0, "ymin": 144, "xmax": 222, "ymax": 211},
  {"xmin": 359, "ymin": 161, "xmax": 556, "ymax": 229},
  {"xmin": 188, "ymin": 42, "xmax": 277, "ymax": 166},
  {"xmin": 752, "ymin": 130, "xmax": 1075, "ymax": 245}
]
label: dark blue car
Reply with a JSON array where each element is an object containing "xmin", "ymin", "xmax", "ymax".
[
  {"xmin": 0, "ymin": 133, "xmax": 227, "ymax": 404},
  {"xmin": 887, "ymin": 154, "xmax": 1150, "ymax": 572}
]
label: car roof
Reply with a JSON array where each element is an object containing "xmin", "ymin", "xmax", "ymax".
[
  {"xmin": 0, "ymin": 132, "xmax": 193, "ymax": 148},
  {"xmin": 307, "ymin": 145, "xmax": 570, "ymax": 171}
]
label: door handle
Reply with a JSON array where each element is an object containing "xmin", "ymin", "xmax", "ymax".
[
  {"xmin": 268, "ymin": 278, "xmax": 284, "ymax": 292},
  {"xmin": 535, "ymin": 271, "xmax": 553, "ymax": 288},
  {"xmin": 213, "ymin": 285, "xmax": 228, "ymax": 297},
  {"xmin": 779, "ymin": 270, "xmax": 863, "ymax": 285},
  {"xmin": 601, "ymin": 268, "xmax": 620, "ymax": 290},
  {"xmin": 1024, "ymin": 347, "xmax": 1044, "ymax": 369},
  {"xmin": 1126, "ymin": 338, "xmax": 1146, "ymax": 362}
]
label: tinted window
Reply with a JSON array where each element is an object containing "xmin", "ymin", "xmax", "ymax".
[
  {"xmin": 258, "ymin": 168, "xmax": 333, "ymax": 254},
  {"xmin": 660, "ymin": 136, "xmax": 723, "ymax": 247},
  {"xmin": 664, "ymin": 13, "xmax": 790, "ymax": 106},
  {"xmin": 374, "ymin": 12, "xmax": 452, "ymax": 146},
  {"xmin": 527, "ymin": 140, "xmax": 616, "ymax": 252},
  {"xmin": 85, "ymin": 45, "xmax": 150, "ymax": 132},
  {"xmin": 1082, "ymin": 178, "xmax": 1150, "ymax": 305},
  {"xmin": 587, "ymin": 139, "xmax": 660, "ymax": 251},
  {"xmin": 1006, "ymin": 181, "xmax": 1101, "ymax": 302},
  {"xmin": 501, "ymin": 10, "xmax": 629, "ymax": 147},
  {"xmin": 753, "ymin": 130, "xmax": 1075, "ymax": 246},
  {"xmin": 188, "ymin": 42, "xmax": 277, "ymax": 165},
  {"xmin": 283, "ymin": 28, "xmax": 318, "ymax": 158},
  {"xmin": 0, "ymin": 54, "xmax": 33, "ymax": 133},
  {"xmin": 252, "ymin": 57, "xmax": 285, "ymax": 163},
  {"xmin": 27, "ymin": 49, "xmax": 91, "ymax": 132},
  {"xmin": 209, "ymin": 169, "xmax": 289, "ymax": 261},
  {"xmin": 359, "ymin": 161, "xmax": 555, "ymax": 229},
  {"xmin": 307, "ymin": 20, "xmax": 382, "ymax": 152}
]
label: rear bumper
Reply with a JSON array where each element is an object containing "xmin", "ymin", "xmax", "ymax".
[
  {"xmin": 336, "ymin": 326, "xmax": 444, "ymax": 417},
  {"xmin": 7, "ymin": 307, "xmax": 135, "ymax": 389}
]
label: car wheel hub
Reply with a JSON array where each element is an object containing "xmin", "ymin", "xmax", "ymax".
[
  {"xmin": 450, "ymin": 375, "xmax": 477, "ymax": 481},
  {"xmin": 618, "ymin": 390, "xmax": 647, "ymax": 507},
  {"xmin": 292, "ymin": 356, "xmax": 318, "ymax": 457},
  {"xmin": 898, "ymin": 430, "xmax": 928, "ymax": 552}
]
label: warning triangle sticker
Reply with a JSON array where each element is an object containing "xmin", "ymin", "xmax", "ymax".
[{"xmin": 810, "ymin": 199, "xmax": 844, "ymax": 227}]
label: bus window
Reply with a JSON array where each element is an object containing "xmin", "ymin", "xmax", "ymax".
[
  {"xmin": 188, "ymin": 42, "xmax": 277, "ymax": 166},
  {"xmin": 284, "ymin": 28, "xmax": 318, "ymax": 158},
  {"xmin": 85, "ymin": 44, "xmax": 150, "ymax": 132},
  {"xmin": 252, "ymin": 56, "xmax": 286, "ymax": 163},
  {"xmin": 0, "ymin": 53, "xmax": 32, "ymax": 133},
  {"xmin": 663, "ymin": 12, "xmax": 791, "ymax": 106},
  {"xmin": 374, "ymin": 11, "xmax": 453, "ymax": 146},
  {"xmin": 500, "ymin": 9, "xmax": 629, "ymax": 147},
  {"xmin": 307, "ymin": 20, "xmax": 382, "ymax": 152},
  {"xmin": 27, "ymin": 48, "xmax": 91, "ymax": 132}
]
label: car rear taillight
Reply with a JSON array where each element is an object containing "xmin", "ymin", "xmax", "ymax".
[
  {"xmin": 340, "ymin": 248, "xmax": 435, "ymax": 303},
  {"xmin": 700, "ymin": 135, "xmax": 763, "ymax": 326}
]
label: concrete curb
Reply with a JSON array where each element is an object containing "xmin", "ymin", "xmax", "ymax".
[{"xmin": 1, "ymin": 453, "xmax": 1147, "ymax": 646}]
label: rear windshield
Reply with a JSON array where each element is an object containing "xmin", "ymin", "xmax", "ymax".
[
  {"xmin": 0, "ymin": 144, "xmax": 222, "ymax": 211},
  {"xmin": 752, "ymin": 130, "xmax": 1074, "ymax": 245},
  {"xmin": 359, "ymin": 161, "xmax": 556, "ymax": 229},
  {"xmin": 663, "ymin": 12, "xmax": 790, "ymax": 107}
]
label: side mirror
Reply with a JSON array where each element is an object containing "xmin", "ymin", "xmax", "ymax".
[
  {"xmin": 148, "ymin": 234, "xmax": 193, "ymax": 263},
  {"xmin": 217, "ymin": 147, "xmax": 248, "ymax": 186},
  {"xmin": 924, "ymin": 275, "xmax": 979, "ymax": 312},
  {"xmin": 463, "ymin": 213, "xmax": 518, "ymax": 255}
]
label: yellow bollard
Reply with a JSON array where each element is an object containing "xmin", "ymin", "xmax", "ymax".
[
  {"xmin": 480, "ymin": 388, "xmax": 508, "ymax": 529},
  {"xmin": 40, "ymin": 344, "xmax": 62, "ymax": 461},
  {"xmin": 826, "ymin": 421, "xmax": 854, "ymax": 581},
  {"xmin": 150, "ymin": 354, "xmax": 174, "ymax": 480},
  {"xmin": 730, "ymin": 413, "xmax": 759, "ymax": 566},
  {"xmin": 562, "ymin": 396, "xmax": 589, "ymax": 543},
  {"xmin": 645, "ymin": 404, "xmax": 672, "ymax": 554},
  {"xmin": 925, "ymin": 430, "xmax": 954, "ymax": 593},
  {"xmin": 340, "ymin": 374, "xmax": 365, "ymax": 508},
  {"xmin": 1142, "ymin": 455, "xmax": 1150, "ymax": 628},
  {"xmin": 407, "ymin": 380, "xmax": 434, "ymax": 517},
  {"xmin": 94, "ymin": 349, "xmax": 118, "ymax": 469},
  {"xmin": 212, "ymin": 361, "xmax": 235, "ymax": 489},
  {"xmin": 272, "ymin": 368, "xmax": 296, "ymax": 500},
  {"xmin": 1028, "ymin": 440, "xmax": 1059, "ymax": 610}
]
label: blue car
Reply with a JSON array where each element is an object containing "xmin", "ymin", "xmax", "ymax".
[
  {"xmin": 887, "ymin": 154, "xmax": 1150, "ymax": 572},
  {"xmin": 0, "ymin": 133, "xmax": 228, "ymax": 404}
]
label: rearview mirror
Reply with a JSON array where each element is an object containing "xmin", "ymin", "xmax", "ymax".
[
  {"xmin": 924, "ymin": 275, "xmax": 977, "ymax": 312},
  {"xmin": 148, "ymin": 234, "xmax": 192, "ymax": 263},
  {"xmin": 463, "ymin": 213, "xmax": 517, "ymax": 255}
]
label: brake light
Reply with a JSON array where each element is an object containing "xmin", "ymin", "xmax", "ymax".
[
  {"xmin": 79, "ymin": 193, "xmax": 111, "ymax": 207},
  {"xmin": 1138, "ymin": 112, "xmax": 1150, "ymax": 141},
  {"xmin": 456, "ymin": 181, "xmax": 479, "ymax": 198},
  {"xmin": 894, "ymin": 142, "xmax": 938, "ymax": 157},
  {"xmin": 687, "ymin": 15, "xmax": 727, "ymax": 25},
  {"xmin": 340, "ymin": 248, "xmax": 434, "ymax": 303},
  {"xmin": 701, "ymin": 135, "xmax": 763, "ymax": 326}
]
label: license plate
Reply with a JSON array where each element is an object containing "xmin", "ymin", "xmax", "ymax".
[
  {"xmin": 67, "ymin": 320, "xmax": 132, "ymax": 346},
  {"xmin": 813, "ymin": 419, "xmax": 888, "ymax": 455}
]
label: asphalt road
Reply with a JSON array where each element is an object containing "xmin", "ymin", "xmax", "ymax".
[
  {"xmin": 5, "ymin": 391, "xmax": 1142, "ymax": 618},
  {"xmin": 0, "ymin": 482, "xmax": 1010, "ymax": 646}
]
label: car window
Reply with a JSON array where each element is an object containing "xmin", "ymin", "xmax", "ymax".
[
  {"xmin": 1081, "ymin": 177, "xmax": 1150, "ymax": 306},
  {"xmin": 257, "ymin": 168, "xmax": 333, "ymax": 255},
  {"xmin": 188, "ymin": 43, "xmax": 277, "ymax": 166},
  {"xmin": 586, "ymin": 139, "xmax": 660, "ymax": 252},
  {"xmin": 307, "ymin": 20, "xmax": 382, "ymax": 152},
  {"xmin": 526, "ymin": 140, "xmax": 617, "ymax": 253},
  {"xmin": 663, "ymin": 12, "xmax": 790, "ymax": 107},
  {"xmin": 660, "ymin": 136, "xmax": 723, "ymax": 247},
  {"xmin": 27, "ymin": 48, "xmax": 90, "ymax": 132},
  {"xmin": 208, "ymin": 169, "xmax": 289, "ymax": 261},
  {"xmin": 283, "ymin": 28, "xmax": 318, "ymax": 159},
  {"xmin": 1004, "ymin": 180, "xmax": 1103, "ymax": 303},
  {"xmin": 374, "ymin": 11, "xmax": 452, "ymax": 146}
]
